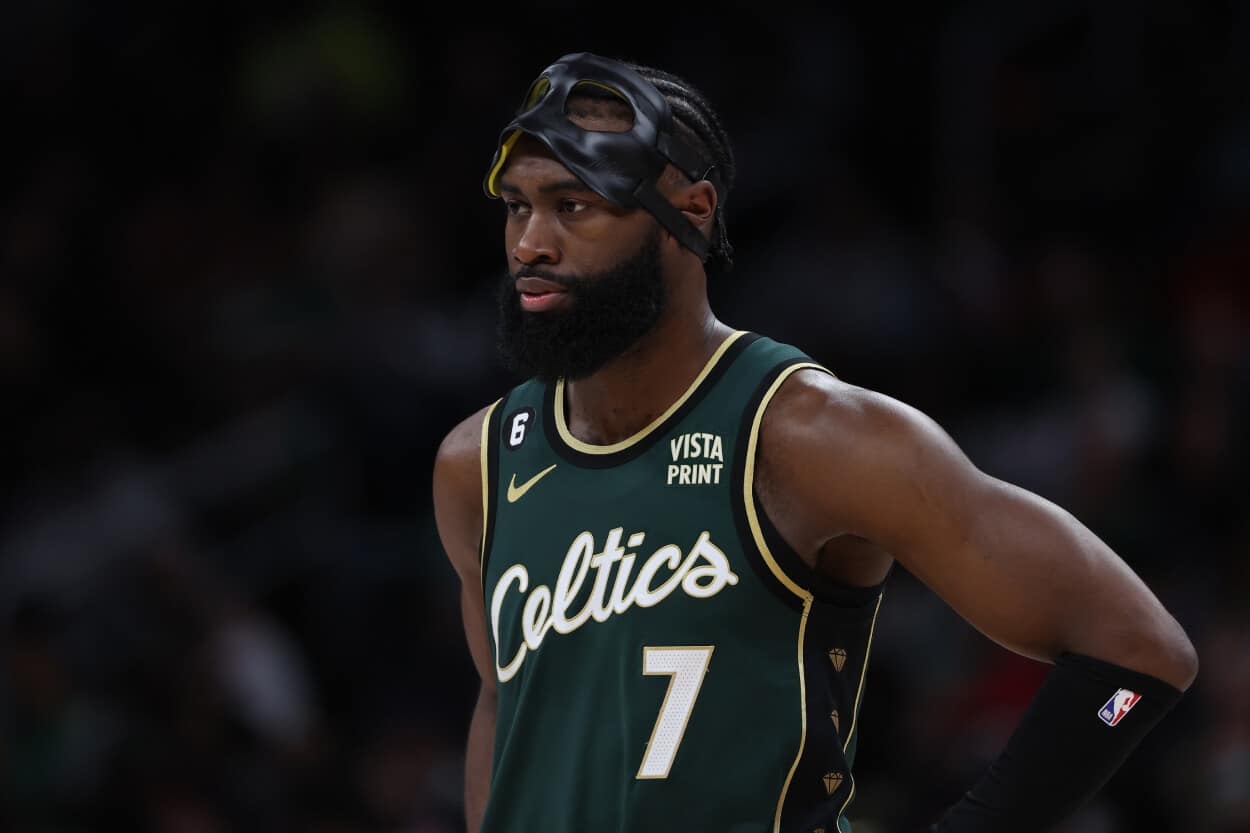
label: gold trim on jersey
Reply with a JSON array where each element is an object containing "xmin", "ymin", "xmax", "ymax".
[
  {"xmin": 553, "ymin": 330, "xmax": 747, "ymax": 454},
  {"xmin": 842, "ymin": 591, "xmax": 884, "ymax": 755},
  {"xmin": 832, "ymin": 591, "xmax": 884, "ymax": 828},
  {"xmin": 478, "ymin": 398, "xmax": 502, "ymax": 575},
  {"xmin": 747, "ymin": 359, "xmax": 873, "ymax": 830},
  {"xmin": 773, "ymin": 597, "xmax": 812, "ymax": 833},
  {"xmin": 837, "ymin": 779, "xmax": 857, "ymax": 829},
  {"xmin": 746, "ymin": 361, "xmax": 825, "ymax": 831},
  {"xmin": 743, "ymin": 361, "xmax": 830, "ymax": 600}
]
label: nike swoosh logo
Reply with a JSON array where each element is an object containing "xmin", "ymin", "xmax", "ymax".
[{"xmin": 507, "ymin": 464, "xmax": 558, "ymax": 503}]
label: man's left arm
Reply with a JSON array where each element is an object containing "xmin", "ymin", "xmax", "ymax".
[{"xmin": 760, "ymin": 371, "xmax": 1198, "ymax": 832}]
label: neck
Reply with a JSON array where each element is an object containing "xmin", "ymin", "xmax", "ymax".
[{"xmin": 562, "ymin": 289, "xmax": 733, "ymax": 446}]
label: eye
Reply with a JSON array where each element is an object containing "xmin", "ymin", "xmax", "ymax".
[
  {"xmin": 559, "ymin": 199, "xmax": 587, "ymax": 215},
  {"xmin": 504, "ymin": 200, "xmax": 529, "ymax": 217}
]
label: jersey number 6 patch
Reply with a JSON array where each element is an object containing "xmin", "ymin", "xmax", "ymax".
[{"xmin": 506, "ymin": 407, "xmax": 535, "ymax": 450}]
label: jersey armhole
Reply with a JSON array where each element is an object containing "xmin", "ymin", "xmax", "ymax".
[{"xmin": 733, "ymin": 361, "xmax": 888, "ymax": 612}]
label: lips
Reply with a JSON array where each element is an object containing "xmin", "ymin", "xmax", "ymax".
[
  {"xmin": 516, "ymin": 276, "xmax": 567, "ymax": 294},
  {"xmin": 516, "ymin": 275, "xmax": 570, "ymax": 313}
]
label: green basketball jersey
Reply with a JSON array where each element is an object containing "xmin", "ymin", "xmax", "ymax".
[{"xmin": 477, "ymin": 331, "xmax": 890, "ymax": 833}]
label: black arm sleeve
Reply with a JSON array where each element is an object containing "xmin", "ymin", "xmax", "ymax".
[{"xmin": 932, "ymin": 652, "xmax": 1185, "ymax": 833}]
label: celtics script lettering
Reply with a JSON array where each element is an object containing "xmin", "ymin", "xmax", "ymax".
[{"xmin": 490, "ymin": 529, "xmax": 740, "ymax": 682}]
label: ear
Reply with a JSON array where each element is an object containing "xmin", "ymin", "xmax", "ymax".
[{"xmin": 676, "ymin": 179, "xmax": 718, "ymax": 237}]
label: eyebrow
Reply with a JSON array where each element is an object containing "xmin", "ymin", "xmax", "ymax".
[{"xmin": 497, "ymin": 178, "xmax": 593, "ymax": 196}]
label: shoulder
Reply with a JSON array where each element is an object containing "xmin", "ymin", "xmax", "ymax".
[
  {"xmin": 432, "ymin": 401, "xmax": 501, "ymax": 577},
  {"xmin": 754, "ymin": 368, "xmax": 988, "ymax": 542},
  {"xmin": 758, "ymin": 368, "xmax": 974, "ymax": 485},
  {"xmin": 760, "ymin": 368, "xmax": 926, "ymax": 449},
  {"xmin": 434, "ymin": 401, "xmax": 497, "ymax": 478}
]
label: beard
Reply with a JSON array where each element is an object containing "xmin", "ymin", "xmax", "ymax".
[{"xmin": 496, "ymin": 228, "xmax": 666, "ymax": 382}]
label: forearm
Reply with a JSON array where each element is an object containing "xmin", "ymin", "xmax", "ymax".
[
  {"xmin": 465, "ymin": 685, "xmax": 497, "ymax": 833},
  {"xmin": 933, "ymin": 652, "xmax": 1187, "ymax": 832}
]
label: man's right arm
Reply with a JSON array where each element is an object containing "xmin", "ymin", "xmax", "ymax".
[{"xmin": 433, "ymin": 404, "xmax": 497, "ymax": 833}]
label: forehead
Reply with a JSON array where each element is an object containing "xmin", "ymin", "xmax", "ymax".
[{"xmin": 563, "ymin": 93, "xmax": 634, "ymax": 129}]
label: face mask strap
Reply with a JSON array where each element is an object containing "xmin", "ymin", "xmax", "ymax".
[{"xmin": 633, "ymin": 181, "xmax": 710, "ymax": 261}]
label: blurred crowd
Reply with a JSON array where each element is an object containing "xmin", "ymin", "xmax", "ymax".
[{"xmin": 2, "ymin": 4, "xmax": 1248, "ymax": 833}]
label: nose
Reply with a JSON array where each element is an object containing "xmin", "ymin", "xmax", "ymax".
[{"xmin": 512, "ymin": 213, "xmax": 561, "ymax": 267}]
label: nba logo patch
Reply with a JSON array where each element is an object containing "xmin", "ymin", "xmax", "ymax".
[{"xmin": 1098, "ymin": 689, "xmax": 1142, "ymax": 726}]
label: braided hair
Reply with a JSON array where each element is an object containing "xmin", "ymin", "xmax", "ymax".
[{"xmin": 630, "ymin": 64, "xmax": 736, "ymax": 274}]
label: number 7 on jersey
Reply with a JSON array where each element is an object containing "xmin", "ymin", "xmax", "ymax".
[{"xmin": 636, "ymin": 646, "xmax": 715, "ymax": 779}]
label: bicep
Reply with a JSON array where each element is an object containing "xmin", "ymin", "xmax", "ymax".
[
  {"xmin": 781, "ymin": 381, "xmax": 1186, "ymax": 673},
  {"xmin": 870, "ymin": 463, "xmax": 1146, "ymax": 662}
]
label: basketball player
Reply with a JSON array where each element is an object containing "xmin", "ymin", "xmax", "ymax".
[{"xmin": 431, "ymin": 52, "xmax": 1198, "ymax": 833}]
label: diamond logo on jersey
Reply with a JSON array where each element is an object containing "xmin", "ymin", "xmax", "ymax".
[
  {"xmin": 1098, "ymin": 688, "xmax": 1142, "ymax": 726},
  {"xmin": 822, "ymin": 772, "xmax": 844, "ymax": 795},
  {"xmin": 828, "ymin": 648, "xmax": 847, "ymax": 672}
]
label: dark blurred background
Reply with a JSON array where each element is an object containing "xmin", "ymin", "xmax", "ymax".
[{"xmin": 2, "ymin": 2, "xmax": 1248, "ymax": 832}]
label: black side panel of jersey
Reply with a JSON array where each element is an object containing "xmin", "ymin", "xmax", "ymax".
[{"xmin": 784, "ymin": 593, "xmax": 884, "ymax": 831}]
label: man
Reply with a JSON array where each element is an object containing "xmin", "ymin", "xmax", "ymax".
[{"xmin": 431, "ymin": 52, "xmax": 1198, "ymax": 833}]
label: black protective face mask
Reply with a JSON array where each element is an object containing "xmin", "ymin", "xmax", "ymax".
[
  {"xmin": 496, "ymin": 228, "xmax": 665, "ymax": 382},
  {"xmin": 484, "ymin": 51, "xmax": 715, "ymax": 261}
]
